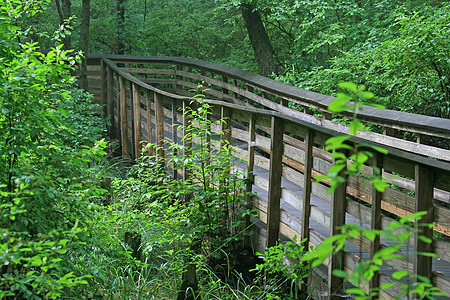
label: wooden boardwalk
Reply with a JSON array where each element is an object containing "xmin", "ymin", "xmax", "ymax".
[{"xmin": 87, "ymin": 54, "xmax": 450, "ymax": 299}]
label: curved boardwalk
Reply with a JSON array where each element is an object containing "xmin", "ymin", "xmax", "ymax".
[{"xmin": 87, "ymin": 54, "xmax": 450, "ymax": 299}]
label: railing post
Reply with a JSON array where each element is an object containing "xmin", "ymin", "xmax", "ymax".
[
  {"xmin": 119, "ymin": 77, "xmax": 129, "ymax": 158},
  {"xmin": 106, "ymin": 65, "xmax": 116, "ymax": 139},
  {"xmin": 154, "ymin": 93, "xmax": 164, "ymax": 159},
  {"xmin": 221, "ymin": 106, "xmax": 231, "ymax": 146},
  {"xmin": 266, "ymin": 116, "xmax": 284, "ymax": 248},
  {"xmin": 101, "ymin": 59, "xmax": 108, "ymax": 119},
  {"xmin": 383, "ymin": 126, "xmax": 395, "ymax": 137},
  {"xmin": 329, "ymin": 149, "xmax": 347, "ymax": 299},
  {"xmin": 222, "ymin": 75, "xmax": 229, "ymax": 97},
  {"xmin": 176, "ymin": 65, "xmax": 183, "ymax": 91},
  {"xmin": 323, "ymin": 111, "xmax": 332, "ymax": 121},
  {"xmin": 414, "ymin": 164, "xmax": 434, "ymax": 285},
  {"xmin": 246, "ymin": 85, "xmax": 255, "ymax": 106},
  {"xmin": 132, "ymin": 83, "xmax": 141, "ymax": 159},
  {"xmin": 301, "ymin": 129, "xmax": 314, "ymax": 243},
  {"xmin": 129, "ymin": 82, "xmax": 136, "ymax": 160},
  {"xmin": 172, "ymin": 98, "xmax": 178, "ymax": 179},
  {"xmin": 146, "ymin": 91, "xmax": 154, "ymax": 156},
  {"xmin": 183, "ymin": 100, "xmax": 192, "ymax": 198},
  {"xmin": 113, "ymin": 72, "xmax": 118, "ymax": 140},
  {"xmin": 244, "ymin": 114, "xmax": 256, "ymax": 248},
  {"xmin": 369, "ymin": 153, "xmax": 383, "ymax": 297}
]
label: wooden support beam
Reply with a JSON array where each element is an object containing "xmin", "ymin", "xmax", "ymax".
[
  {"xmin": 183, "ymin": 100, "xmax": 192, "ymax": 183},
  {"xmin": 115, "ymin": 73, "xmax": 121, "ymax": 142},
  {"xmin": 323, "ymin": 111, "xmax": 332, "ymax": 121},
  {"xmin": 222, "ymin": 75, "xmax": 229, "ymax": 96},
  {"xmin": 266, "ymin": 116, "xmax": 284, "ymax": 248},
  {"xmin": 176, "ymin": 65, "xmax": 183, "ymax": 91},
  {"xmin": 414, "ymin": 164, "xmax": 434, "ymax": 286},
  {"xmin": 129, "ymin": 82, "xmax": 136, "ymax": 160},
  {"xmin": 221, "ymin": 106, "xmax": 231, "ymax": 146},
  {"xmin": 383, "ymin": 126, "xmax": 395, "ymax": 137},
  {"xmin": 132, "ymin": 83, "xmax": 141, "ymax": 159},
  {"xmin": 328, "ymin": 149, "xmax": 347, "ymax": 299},
  {"xmin": 301, "ymin": 129, "xmax": 314, "ymax": 243},
  {"xmin": 172, "ymin": 98, "xmax": 178, "ymax": 179},
  {"xmin": 246, "ymin": 85, "xmax": 255, "ymax": 106},
  {"xmin": 106, "ymin": 65, "xmax": 116, "ymax": 139},
  {"xmin": 369, "ymin": 153, "xmax": 383, "ymax": 297},
  {"xmin": 146, "ymin": 91, "xmax": 154, "ymax": 156},
  {"xmin": 101, "ymin": 59, "xmax": 107, "ymax": 119},
  {"xmin": 119, "ymin": 76, "xmax": 129, "ymax": 158},
  {"xmin": 244, "ymin": 114, "xmax": 256, "ymax": 248},
  {"xmin": 154, "ymin": 93, "xmax": 164, "ymax": 159}
]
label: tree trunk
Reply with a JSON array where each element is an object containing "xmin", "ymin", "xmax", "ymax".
[
  {"xmin": 79, "ymin": 0, "xmax": 90, "ymax": 91},
  {"xmin": 54, "ymin": 0, "xmax": 72, "ymax": 50},
  {"xmin": 240, "ymin": 4, "xmax": 277, "ymax": 76},
  {"xmin": 62, "ymin": 0, "xmax": 72, "ymax": 49},
  {"xmin": 117, "ymin": 0, "xmax": 126, "ymax": 55}
]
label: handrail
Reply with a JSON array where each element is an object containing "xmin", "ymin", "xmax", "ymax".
[
  {"xmin": 101, "ymin": 56, "xmax": 450, "ymax": 172},
  {"xmin": 90, "ymin": 53, "xmax": 450, "ymax": 140},
  {"xmin": 88, "ymin": 54, "xmax": 450, "ymax": 299}
]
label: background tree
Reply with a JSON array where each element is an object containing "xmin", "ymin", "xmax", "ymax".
[
  {"xmin": 54, "ymin": 0, "xmax": 72, "ymax": 49},
  {"xmin": 240, "ymin": 3, "xmax": 277, "ymax": 76},
  {"xmin": 79, "ymin": 0, "xmax": 90, "ymax": 90}
]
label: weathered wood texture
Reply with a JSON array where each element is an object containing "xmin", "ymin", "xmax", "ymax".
[{"xmin": 93, "ymin": 54, "xmax": 450, "ymax": 299}]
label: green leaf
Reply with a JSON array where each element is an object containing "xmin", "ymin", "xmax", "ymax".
[
  {"xmin": 392, "ymin": 270, "xmax": 409, "ymax": 280},
  {"xmin": 381, "ymin": 282, "xmax": 396, "ymax": 291},
  {"xmin": 314, "ymin": 175, "xmax": 330, "ymax": 182},
  {"xmin": 339, "ymin": 82, "xmax": 358, "ymax": 92},
  {"xmin": 349, "ymin": 119, "xmax": 365, "ymax": 135},
  {"xmin": 373, "ymin": 178, "xmax": 390, "ymax": 192},
  {"xmin": 325, "ymin": 135, "xmax": 351, "ymax": 151},
  {"xmin": 346, "ymin": 288, "xmax": 366, "ymax": 296},
  {"xmin": 332, "ymin": 269, "xmax": 349, "ymax": 279},
  {"xmin": 328, "ymin": 93, "xmax": 354, "ymax": 113}
]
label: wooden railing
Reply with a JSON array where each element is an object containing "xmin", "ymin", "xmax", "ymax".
[{"xmin": 87, "ymin": 54, "xmax": 450, "ymax": 299}]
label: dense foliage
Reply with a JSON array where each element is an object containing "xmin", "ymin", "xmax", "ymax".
[
  {"xmin": 33, "ymin": 0, "xmax": 450, "ymax": 118},
  {"xmin": 0, "ymin": 1, "xmax": 114, "ymax": 298}
]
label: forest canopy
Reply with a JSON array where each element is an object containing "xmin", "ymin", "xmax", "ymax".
[{"xmin": 31, "ymin": 0, "xmax": 450, "ymax": 118}]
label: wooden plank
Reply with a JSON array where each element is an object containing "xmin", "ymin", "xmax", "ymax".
[
  {"xmin": 141, "ymin": 78, "xmax": 176, "ymax": 85},
  {"xmin": 183, "ymin": 100, "xmax": 192, "ymax": 182},
  {"xmin": 383, "ymin": 171, "xmax": 450, "ymax": 204},
  {"xmin": 244, "ymin": 115, "xmax": 256, "ymax": 248},
  {"xmin": 323, "ymin": 119, "xmax": 450, "ymax": 162},
  {"xmin": 301, "ymin": 129, "xmax": 314, "ymax": 244},
  {"xmin": 101, "ymin": 59, "xmax": 107, "ymax": 119},
  {"xmin": 414, "ymin": 164, "xmax": 434, "ymax": 284},
  {"xmin": 370, "ymin": 153, "xmax": 383, "ymax": 295},
  {"xmin": 133, "ymin": 83, "xmax": 141, "ymax": 159},
  {"xmin": 432, "ymin": 272, "xmax": 450, "ymax": 297},
  {"xmin": 172, "ymin": 98, "xmax": 178, "ymax": 179},
  {"xmin": 436, "ymin": 172, "xmax": 450, "ymax": 192},
  {"xmin": 119, "ymin": 76, "xmax": 129, "ymax": 158},
  {"xmin": 121, "ymin": 67, "xmax": 176, "ymax": 75},
  {"xmin": 176, "ymin": 65, "xmax": 183, "ymax": 91},
  {"xmin": 329, "ymin": 150, "xmax": 347, "ymax": 299},
  {"xmin": 221, "ymin": 106, "xmax": 231, "ymax": 146},
  {"xmin": 154, "ymin": 93, "xmax": 164, "ymax": 159},
  {"xmin": 106, "ymin": 65, "xmax": 116, "ymax": 139},
  {"xmin": 222, "ymin": 75, "xmax": 229, "ymax": 96},
  {"xmin": 146, "ymin": 91, "xmax": 154, "ymax": 156},
  {"xmin": 266, "ymin": 116, "xmax": 284, "ymax": 248}
]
